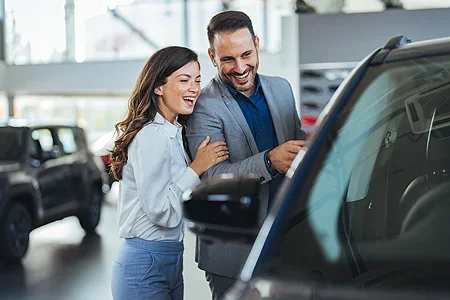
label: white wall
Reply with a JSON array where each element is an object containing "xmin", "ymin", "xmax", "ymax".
[
  {"xmin": 298, "ymin": 8, "xmax": 450, "ymax": 64},
  {"xmin": 2, "ymin": 51, "xmax": 293, "ymax": 94}
]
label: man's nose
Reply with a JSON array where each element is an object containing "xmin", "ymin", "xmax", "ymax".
[{"xmin": 235, "ymin": 59, "xmax": 246, "ymax": 74}]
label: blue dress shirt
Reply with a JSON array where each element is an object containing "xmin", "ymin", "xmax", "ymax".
[{"xmin": 223, "ymin": 74, "xmax": 283, "ymax": 205}]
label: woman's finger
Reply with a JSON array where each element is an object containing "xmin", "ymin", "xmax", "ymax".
[
  {"xmin": 211, "ymin": 144, "xmax": 228, "ymax": 153},
  {"xmin": 198, "ymin": 136, "xmax": 210, "ymax": 149},
  {"xmin": 217, "ymin": 154, "xmax": 228, "ymax": 162},
  {"xmin": 209, "ymin": 140, "xmax": 226, "ymax": 148}
]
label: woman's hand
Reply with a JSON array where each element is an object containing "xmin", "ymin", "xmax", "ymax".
[{"xmin": 190, "ymin": 136, "xmax": 228, "ymax": 176}]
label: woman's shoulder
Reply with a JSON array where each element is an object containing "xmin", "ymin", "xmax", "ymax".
[{"xmin": 136, "ymin": 122, "xmax": 166, "ymax": 140}]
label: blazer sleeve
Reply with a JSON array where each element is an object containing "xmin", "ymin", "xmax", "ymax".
[
  {"xmin": 186, "ymin": 100, "xmax": 273, "ymax": 183},
  {"xmin": 129, "ymin": 126, "xmax": 200, "ymax": 228}
]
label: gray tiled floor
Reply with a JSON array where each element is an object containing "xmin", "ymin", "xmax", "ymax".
[{"xmin": 0, "ymin": 187, "xmax": 211, "ymax": 300}]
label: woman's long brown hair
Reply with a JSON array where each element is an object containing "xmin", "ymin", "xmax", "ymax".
[{"xmin": 110, "ymin": 46, "xmax": 199, "ymax": 180}]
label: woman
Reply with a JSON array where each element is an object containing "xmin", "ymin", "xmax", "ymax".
[{"xmin": 110, "ymin": 46, "xmax": 228, "ymax": 300}]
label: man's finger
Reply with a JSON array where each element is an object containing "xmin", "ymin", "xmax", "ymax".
[
  {"xmin": 285, "ymin": 152, "xmax": 297, "ymax": 161},
  {"xmin": 288, "ymin": 140, "xmax": 306, "ymax": 147},
  {"xmin": 285, "ymin": 144, "xmax": 302, "ymax": 154}
]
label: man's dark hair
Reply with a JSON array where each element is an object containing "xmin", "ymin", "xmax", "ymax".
[{"xmin": 207, "ymin": 10, "xmax": 256, "ymax": 51}]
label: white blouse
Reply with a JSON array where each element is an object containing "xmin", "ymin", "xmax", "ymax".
[{"xmin": 117, "ymin": 113, "xmax": 200, "ymax": 242}]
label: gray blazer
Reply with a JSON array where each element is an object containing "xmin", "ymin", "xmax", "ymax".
[{"xmin": 186, "ymin": 74, "xmax": 306, "ymax": 278}]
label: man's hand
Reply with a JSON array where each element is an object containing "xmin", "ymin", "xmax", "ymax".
[{"xmin": 267, "ymin": 140, "xmax": 306, "ymax": 173}]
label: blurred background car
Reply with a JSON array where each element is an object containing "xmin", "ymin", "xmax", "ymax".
[{"xmin": 0, "ymin": 122, "xmax": 105, "ymax": 264}]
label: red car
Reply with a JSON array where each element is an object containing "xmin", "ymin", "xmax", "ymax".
[{"xmin": 90, "ymin": 130, "xmax": 117, "ymax": 188}]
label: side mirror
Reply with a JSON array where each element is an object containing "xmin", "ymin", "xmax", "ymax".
[{"xmin": 183, "ymin": 175, "xmax": 261, "ymax": 244}]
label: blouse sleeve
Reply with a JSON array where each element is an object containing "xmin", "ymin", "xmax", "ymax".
[{"xmin": 129, "ymin": 125, "xmax": 200, "ymax": 228}]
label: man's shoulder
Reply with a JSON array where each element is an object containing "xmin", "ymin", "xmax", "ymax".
[
  {"xmin": 196, "ymin": 78, "xmax": 224, "ymax": 109},
  {"xmin": 200, "ymin": 78, "xmax": 222, "ymax": 98},
  {"xmin": 259, "ymin": 74, "xmax": 290, "ymax": 87}
]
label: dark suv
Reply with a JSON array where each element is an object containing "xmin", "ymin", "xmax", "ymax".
[
  {"xmin": 184, "ymin": 36, "xmax": 450, "ymax": 299},
  {"xmin": 0, "ymin": 123, "xmax": 106, "ymax": 263}
]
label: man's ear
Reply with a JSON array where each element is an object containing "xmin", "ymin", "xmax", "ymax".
[
  {"xmin": 208, "ymin": 48, "xmax": 217, "ymax": 67},
  {"xmin": 154, "ymin": 86, "xmax": 163, "ymax": 96},
  {"xmin": 254, "ymin": 35, "xmax": 260, "ymax": 51}
]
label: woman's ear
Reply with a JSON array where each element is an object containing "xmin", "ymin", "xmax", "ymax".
[{"xmin": 154, "ymin": 86, "xmax": 163, "ymax": 96}]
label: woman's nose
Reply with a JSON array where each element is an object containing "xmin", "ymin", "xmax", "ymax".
[{"xmin": 189, "ymin": 82, "xmax": 199, "ymax": 93}]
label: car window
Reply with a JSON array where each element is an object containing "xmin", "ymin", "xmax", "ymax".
[
  {"xmin": 57, "ymin": 128, "xmax": 77, "ymax": 154},
  {"xmin": 31, "ymin": 129, "xmax": 54, "ymax": 152},
  {"xmin": 267, "ymin": 55, "xmax": 450, "ymax": 288},
  {"xmin": 0, "ymin": 128, "xmax": 23, "ymax": 160}
]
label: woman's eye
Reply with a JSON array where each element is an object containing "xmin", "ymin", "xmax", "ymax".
[
  {"xmin": 180, "ymin": 79, "xmax": 188, "ymax": 83},
  {"xmin": 196, "ymin": 80, "xmax": 201, "ymax": 84}
]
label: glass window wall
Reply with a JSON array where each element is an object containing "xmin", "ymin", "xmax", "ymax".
[
  {"xmin": 14, "ymin": 95, "xmax": 128, "ymax": 145},
  {"xmin": 4, "ymin": 0, "xmax": 294, "ymax": 65},
  {"xmin": 0, "ymin": 94, "xmax": 8, "ymax": 120}
]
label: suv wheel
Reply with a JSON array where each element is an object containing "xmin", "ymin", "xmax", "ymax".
[
  {"xmin": 0, "ymin": 202, "xmax": 32, "ymax": 264},
  {"xmin": 78, "ymin": 187, "xmax": 103, "ymax": 233}
]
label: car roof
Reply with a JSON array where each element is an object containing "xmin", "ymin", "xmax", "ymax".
[{"xmin": 383, "ymin": 36, "xmax": 450, "ymax": 63}]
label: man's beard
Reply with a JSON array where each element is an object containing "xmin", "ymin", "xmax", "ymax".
[{"xmin": 235, "ymin": 80, "xmax": 254, "ymax": 93}]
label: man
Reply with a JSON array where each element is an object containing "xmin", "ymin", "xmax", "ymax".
[{"xmin": 186, "ymin": 10, "xmax": 306, "ymax": 300}]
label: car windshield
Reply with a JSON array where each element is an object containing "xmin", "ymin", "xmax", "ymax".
[
  {"xmin": 266, "ymin": 54, "xmax": 450, "ymax": 288},
  {"xmin": 0, "ymin": 127, "xmax": 23, "ymax": 161}
]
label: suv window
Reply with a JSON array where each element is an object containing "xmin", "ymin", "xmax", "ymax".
[
  {"xmin": 57, "ymin": 128, "xmax": 77, "ymax": 154},
  {"xmin": 0, "ymin": 127, "xmax": 23, "ymax": 160},
  {"xmin": 268, "ymin": 55, "xmax": 450, "ymax": 286},
  {"xmin": 31, "ymin": 129, "xmax": 53, "ymax": 152}
]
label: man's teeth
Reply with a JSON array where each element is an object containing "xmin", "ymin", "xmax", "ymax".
[
  {"xmin": 235, "ymin": 72, "xmax": 249, "ymax": 79},
  {"xmin": 183, "ymin": 97, "xmax": 194, "ymax": 102}
]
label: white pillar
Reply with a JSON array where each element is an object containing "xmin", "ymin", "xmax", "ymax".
[
  {"xmin": 65, "ymin": 0, "xmax": 76, "ymax": 62},
  {"xmin": 0, "ymin": 0, "xmax": 5, "ymax": 61},
  {"xmin": 7, "ymin": 93, "xmax": 14, "ymax": 118},
  {"xmin": 280, "ymin": 14, "xmax": 301, "ymax": 116},
  {"xmin": 183, "ymin": 0, "xmax": 190, "ymax": 47}
]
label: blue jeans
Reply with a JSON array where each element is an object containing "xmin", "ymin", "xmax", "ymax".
[{"xmin": 111, "ymin": 238, "xmax": 184, "ymax": 300}]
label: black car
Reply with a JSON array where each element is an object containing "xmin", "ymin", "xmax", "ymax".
[
  {"xmin": 0, "ymin": 123, "xmax": 106, "ymax": 263},
  {"xmin": 183, "ymin": 35, "xmax": 450, "ymax": 299}
]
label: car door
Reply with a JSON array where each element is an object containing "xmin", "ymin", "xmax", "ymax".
[
  {"xmin": 247, "ymin": 51, "xmax": 450, "ymax": 298},
  {"xmin": 30, "ymin": 128, "xmax": 71, "ymax": 217}
]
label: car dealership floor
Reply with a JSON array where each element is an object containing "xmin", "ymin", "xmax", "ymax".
[{"xmin": 0, "ymin": 184, "xmax": 211, "ymax": 300}]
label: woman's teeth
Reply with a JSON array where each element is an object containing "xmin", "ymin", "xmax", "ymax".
[{"xmin": 183, "ymin": 97, "xmax": 194, "ymax": 104}]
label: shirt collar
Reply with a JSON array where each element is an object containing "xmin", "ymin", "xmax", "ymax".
[
  {"xmin": 222, "ymin": 73, "xmax": 262, "ymax": 99},
  {"xmin": 153, "ymin": 112, "xmax": 182, "ymax": 139}
]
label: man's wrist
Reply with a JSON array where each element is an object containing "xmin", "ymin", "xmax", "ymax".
[{"xmin": 264, "ymin": 150, "xmax": 278, "ymax": 176}]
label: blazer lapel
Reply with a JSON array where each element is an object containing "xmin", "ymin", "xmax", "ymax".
[
  {"xmin": 214, "ymin": 75, "xmax": 259, "ymax": 154},
  {"xmin": 260, "ymin": 76, "xmax": 286, "ymax": 144}
]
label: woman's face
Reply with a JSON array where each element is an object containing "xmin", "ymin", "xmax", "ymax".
[{"xmin": 156, "ymin": 60, "xmax": 201, "ymax": 123}]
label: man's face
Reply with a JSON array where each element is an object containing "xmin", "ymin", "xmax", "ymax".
[{"xmin": 209, "ymin": 28, "xmax": 260, "ymax": 98}]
